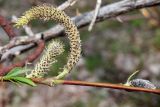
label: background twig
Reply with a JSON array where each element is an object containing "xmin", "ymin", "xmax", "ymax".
[
  {"xmin": 88, "ymin": 0, "xmax": 101, "ymax": 31},
  {"xmin": 0, "ymin": 40, "xmax": 45, "ymax": 75},
  {"xmin": 0, "ymin": 15, "xmax": 16, "ymax": 39},
  {"xmin": 57, "ymin": 0, "xmax": 78, "ymax": 10}
]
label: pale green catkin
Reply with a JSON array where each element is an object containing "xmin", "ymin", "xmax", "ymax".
[
  {"xmin": 26, "ymin": 40, "xmax": 64, "ymax": 78},
  {"xmin": 15, "ymin": 4, "xmax": 81, "ymax": 79}
]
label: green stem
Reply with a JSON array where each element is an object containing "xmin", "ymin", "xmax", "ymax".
[{"xmin": 126, "ymin": 70, "xmax": 139, "ymax": 83}]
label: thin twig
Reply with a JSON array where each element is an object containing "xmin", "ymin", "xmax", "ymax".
[
  {"xmin": 58, "ymin": 0, "xmax": 78, "ymax": 10},
  {"xmin": 0, "ymin": 15, "xmax": 16, "ymax": 39},
  {"xmin": 88, "ymin": 0, "xmax": 101, "ymax": 31},
  {"xmin": 1, "ymin": 75, "xmax": 160, "ymax": 94},
  {"xmin": 30, "ymin": 78, "xmax": 160, "ymax": 95}
]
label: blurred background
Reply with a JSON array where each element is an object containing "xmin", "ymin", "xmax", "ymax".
[{"xmin": 0, "ymin": 0, "xmax": 160, "ymax": 107}]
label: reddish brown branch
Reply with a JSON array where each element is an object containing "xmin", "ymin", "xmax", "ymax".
[
  {"xmin": 0, "ymin": 40, "xmax": 45, "ymax": 76},
  {"xmin": 0, "ymin": 15, "xmax": 16, "ymax": 39},
  {"xmin": 32, "ymin": 78, "xmax": 160, "ymax": 95},
  {"xmin": 62, "ymin": 80, "xmax": 160, "ymax": 94},
  {"xmin": 26, "ymin": 40, "xmax": 45, "ymax": 62}
]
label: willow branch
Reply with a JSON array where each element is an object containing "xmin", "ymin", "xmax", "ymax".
[
  {"xmin": 0, "ymin": 0, "xmax": 160, "ymax": 61},
  {"xmin": 2, "ymin": 77, "xmax": 160, "ymax": 94},
  {"xmin": 30, "ymin": 78, "xmax": 160, "ymax": 95},
  {"xmin": 0, "ymin": 15, "xmax": 16, "ymax": 39}
]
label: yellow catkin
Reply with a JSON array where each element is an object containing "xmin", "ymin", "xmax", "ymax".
[
  {"xmin": 15, "ymin": 4, "xmax": 81, "ymax": 79},
  {"xmin": 26, "ymin": 40, "xmax": 64, "ymax": 78}
]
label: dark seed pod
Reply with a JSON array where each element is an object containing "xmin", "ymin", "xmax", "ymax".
[{"xmin": 128, "ymin": 79, "xmax": 156, "ymax": 89}]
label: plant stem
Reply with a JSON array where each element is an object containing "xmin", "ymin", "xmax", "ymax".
[{"xmin": 31, "ymin": 78, "xmax": 160, "ymax": 95}]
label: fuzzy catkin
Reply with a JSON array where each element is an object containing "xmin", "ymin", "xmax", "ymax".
[
  {"xmin": 128, "ymin": 79, "xmax": 156, "ymax": 89},
  {"xmin": 26, "ymin": 40, "xmax": 64, "ymax": 78},
  {"xmin": 15, "ymin": 4, "xmax": 81, "ymax": 79}
]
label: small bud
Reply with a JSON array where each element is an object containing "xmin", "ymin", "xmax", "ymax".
[{"xmin": 127, "ymin": 79, "xmax": 156, "ymax": 89}]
